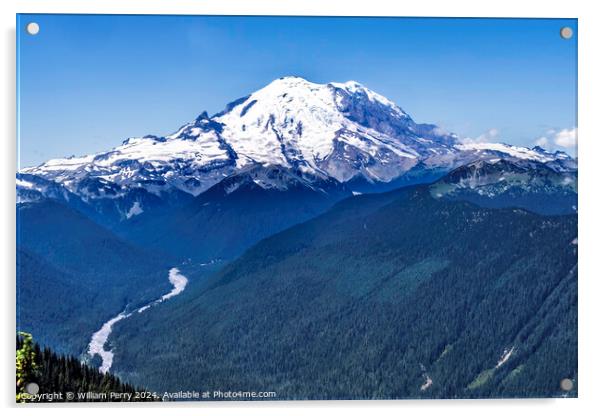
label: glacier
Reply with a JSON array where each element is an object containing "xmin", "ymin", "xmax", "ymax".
[{"xmin": 17, "ymin": 76, "xmax": 575, "ymax": 220}]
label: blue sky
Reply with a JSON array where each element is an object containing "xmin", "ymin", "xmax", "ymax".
[{"xmin": 17, "ymin": 15, "xmax": 577, "ymax": 167}]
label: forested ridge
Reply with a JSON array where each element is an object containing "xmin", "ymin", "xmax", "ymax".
[
  {"xmin": 17, "ymin": 200, "xmax": 173, "ymax": 356},
  {"xmin": 16, "ymin": 333, "xmax": 159, "ymax": 402},
  {"xmin": 110, "ymin": 187, "xmax": 577, "ymax": 399}
]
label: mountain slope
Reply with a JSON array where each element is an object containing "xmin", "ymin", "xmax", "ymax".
[
  {"xmin": 109, "ymin": 186, "xmax": 577, "ymax": 399},
  {"xmin": 120, "ymin": 164, "xmax": 351, "ymax": 261},
  {"xmin": 16, "ymin": 333, "xmax": 158, "ymax": 402},
  {"xmin": 17, "ymin": 248, "xmax": 99, "ymax": 356},
  {"xmin": 17, "ymin": 200, "xmax": 173, "ymax": 356},
  {"xmin": 430, "ymin": 158, "xmax": 577, "ymax": 214}
]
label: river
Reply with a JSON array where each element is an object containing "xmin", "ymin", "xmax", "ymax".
[{"xmin": 87, "ymin": 267, "xmax": 189, "ymax": 374}]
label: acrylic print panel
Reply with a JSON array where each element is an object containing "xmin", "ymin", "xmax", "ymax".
[{"xmin": 16, "ymin": 14, "xmax": 577, "ymax": 402}]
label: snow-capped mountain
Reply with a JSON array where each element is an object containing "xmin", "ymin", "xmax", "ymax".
[
  {"xmin": 19, "ymin": 77, "xmax": 454, "ymax": 197},
  {"xmin": 18, "ymin": 76, "xmax": 575, "ymax": 221},
  {"xmin": 430, "ymin": 157, "xmax": 577, "ymax": 214},
  {"xmin": 17, "ymin": 173, "xmax": 77, "ymax": 205}
]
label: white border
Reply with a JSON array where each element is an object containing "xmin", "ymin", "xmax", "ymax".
[{"xmin": 2, "ymin": 1, "xmax": 601, "ymax": 415}]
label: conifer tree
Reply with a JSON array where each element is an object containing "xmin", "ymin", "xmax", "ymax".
[{"xmin": 16, "ymin": 332, "xmax": 37, "ymax": 402}]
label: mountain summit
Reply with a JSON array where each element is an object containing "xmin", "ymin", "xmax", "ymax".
[{"xmin": 210, "ymin": 76, "xmax": 458, "ymax": 184}]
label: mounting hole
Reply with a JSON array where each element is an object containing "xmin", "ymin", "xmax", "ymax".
[
  {"xmin": 26, "ymin": 22, "xmax": 40, "ymax": 36},
  {"xmin": 560, "ymin": 26, "xmax": 573, "ymax": 40},
  {"xmin": 25, "ymin": 382, "xmax": 39, "ymax": 395},
  {"xmin": 560, "ymin": 378, "xmax": 574, "ymax": 391}
]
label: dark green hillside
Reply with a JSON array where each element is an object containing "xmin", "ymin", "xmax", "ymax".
[
  {"xmin": 17, "ymin": 201, "xmax": 173, "ymax": 356},
  {"xmin": 120, "ymin": 170, "xmax": 350, "ymax": 263},
  {"xmin": 17, "ymin": 249, "xmax": 101, "ymax": 357},
  {"xmin": 111, "ymin": 187, "xmax": 577, "ymax": 399},
  {"xmin": 17, "ymin": 333, "xmax": 158, "ymax": 402}
]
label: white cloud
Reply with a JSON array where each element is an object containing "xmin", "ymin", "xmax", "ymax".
[
  {"xmin": 535, "ymin": 136, "xmax": 548, "ymax": 147},
  {"xmin": 554, "ymin": 127, "xmax": 577, "ymax": 148},
  {"xmin": 478, "ymin": 128, "xmax": 500, "ymax": 142},
  {"xmin": 459, "ymin": 127, "xmax": 576, "ymax": 156},
  {"xmin": 432, "ymin": 126, "xmax": 449, "ymax": 136},
  {"xmin": 461, "ymin": 128, "xmax": 500, "ymax": 144},
  {"xmin": 533, "ymin": 127, "xmax": 577, "ymax": 153}
]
